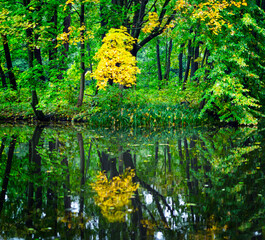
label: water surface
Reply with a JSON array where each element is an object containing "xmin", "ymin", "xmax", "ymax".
[{"xmin": 0, "ymin": 123, "xmax": 264, "ymax": 239}]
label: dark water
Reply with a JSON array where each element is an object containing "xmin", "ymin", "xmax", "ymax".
[{"xmin": 0, "ymin": 123, "xmax": 264, "ymax": 240}]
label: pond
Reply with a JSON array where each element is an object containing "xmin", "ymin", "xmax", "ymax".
[{"xmin": 0, "ymin": 123, "xmax": 264, "ymax": 239}]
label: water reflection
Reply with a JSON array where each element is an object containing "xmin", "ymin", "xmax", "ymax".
[{"xmin": 0, "ymin": 124, "xmax": 264, "ymax": 239}]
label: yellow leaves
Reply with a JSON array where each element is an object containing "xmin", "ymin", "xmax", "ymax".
[
  {"xmin": 93, "ymin": 27, "xmax": 140, "ymax": 90},
  {"xmin": 175, "ymin": 0, "xmax": 191, "ymax": 14},
  {"xmin": 56, "ymin": 25, "xmax": 93, "ymax": 48},
  {"xmin": 142, "ymin": 12, "xmax": 160, "ymax": 34},
  {"xmin": 64, "ymin": 0, "xmax": 74, "ymax": 11},
  {"xmin": 191, "ymin": 0, "xmax": 247, "ymax": 34},
  {"xmin": 91, "ymin": 169, "xmax": 139, "ymax": 222}
]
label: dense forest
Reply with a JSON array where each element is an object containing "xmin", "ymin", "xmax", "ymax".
[{"xmin": 1, "ymin": 0, "xmax": 265, "ymax": 126}]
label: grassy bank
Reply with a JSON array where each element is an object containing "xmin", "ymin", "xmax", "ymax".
[{"xmin": 0, "ymin": 83, "xmax": 205, "ymax": 127}]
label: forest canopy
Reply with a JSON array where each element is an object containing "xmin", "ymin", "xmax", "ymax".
[{"xmin": 0, "ymin": 0, "xmax": 265, "ymax": 126}]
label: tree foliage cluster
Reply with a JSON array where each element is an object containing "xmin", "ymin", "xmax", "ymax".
[{"xmin": 0, "ymin": 0, "xmax": 265, "ymax": 125}]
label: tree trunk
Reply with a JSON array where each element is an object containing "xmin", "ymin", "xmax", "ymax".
[
  {"xmin": 26, "ymin": 28, "xmax": 34, "ymax": 68},
  {"xmin": 58, "ymin": 4, "xmax": 71, "ymax": 80},
  {"xmin": 0, "ymin": 63, "xmax": 7, "ymax": 88},
  {"xmin": 163, "ymin": 39, "xmax": 173, "ymax": 81},
  {"xmin": 182, "ymin": 39, "xmax": 192, "ymax": 90},
  {"xmin": 31, "ymin": 90, "xmax": 46, "ymax": 121},
  {"xmin": 178, "ymin": 44, "xmax": 184, "ymax": 83},
  {"xmin": 190, "ymin": 37, "xmax": 199, "ymax": 81},
  {"xmin": 156, "ymin": 39, "xmax": 163, "ymax": 88},
  {"xmin": 77, "ymin": 3, "xmax": 85, "ymax": 107},
  {"xmin": 100, "ymin": 4, "xmax": 108, "ymax": 39},
  {"xmin": 2, "ymin": 35, "xmax": 17, "ymax": 90},
  {"xmin": 49, "ymin": 7, "xmax": 58, "ymax": 63}
]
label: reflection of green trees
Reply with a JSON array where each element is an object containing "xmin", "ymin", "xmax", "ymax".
[{"xmin": 0, "ymin": 124, "xmax": 264, "ymax": 239}]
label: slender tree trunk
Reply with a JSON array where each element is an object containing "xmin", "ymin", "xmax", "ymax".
[
  {"xmin": 178, "ymin": 44, "xmax": 184, "ymax": 83},
  {"xmin": 35, "ymin": 10, "xmax": 45, "ymax": 81},
  {"xmin": 182, "ymin": 39, "xmax": 192, "ymax": 90},
  {"xmin": 77, "ymin": 3, "xmax": 85, "ymax": 107},
  {"xmin": 49, "ymin": 7, "xmax": 58, "ymax": 63},
  {"xmin": 190, "ymin": 39, "xmax": 199, "ymax": 82},
  {"xmin": 58, "ymin": 4, "xmax": 71, "ymax": 80},
  {"xmin": 156, "ymin": 39, "xmax": 163, "ymax": 88},
  {"xmin": 0, "ymin": 63, "xmax": 7, "ymax": 88},
  {"xmin": 100, "ymin": 4, "xmax": 108, "ymax": 39},
  {"xmin": 163, "ymin": 39, "xmax": 172, "ymax": 81},
  {"xmin": 2, "ymin": 35, "xmax": 17, "ymax": 90},
  {"xmin": 201, "ymin": 48, "xmax": 208, "ymax": 68},
  {"xmin": 31, "ymin": 90, "xmax": 46, "ymax": 121},
  {"xmin": 23, "ymin": 0, "xmax": 33, "ymax": 68},
  {"xmin": 26, "ymin": 28, "xmax": 34, "ymax": 68}
]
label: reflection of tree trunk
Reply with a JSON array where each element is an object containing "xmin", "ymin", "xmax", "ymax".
[
  {"xmin": 178, "ymin": 139, "xmax": 183, "ymax": 165},
  {"xmin": 137, "ymin": 177, "xmax": 172, "ymax": 214},
  {"xmin": 0, "ymin": 136, "xmax": 16, "ymax": 213},
  {"xmin": 98, "ymin": 150, "xmax": 110, "ymax": 172},
  {"xmin": 62, "ymin": 157, "xmax": 71, "ymax": 209},
  {"xmin": 0, "ymin": 137, "xmax": 6, "ymax": 160},
  {"xmin": 60, "ymin": 138, "xmax": 71, "ymax": 230},
  {"xmin": 31, "ymin": 125, "xmax": 45, "ymax": 210},
  {"xmin": 85, "ymin": 141, "xmax": 92, "ymax": 180},
  {"xmin": 121, "ymin": 150, "xmax": 147, "ymax": 238},
  {"xmin": 190, "ymin": 136, "xmax": 199, "ymax": 195},
  {"xmin": 184, "ymin": 138, "xmax": 192, "ymax": 193},
  {"xmin": 110, "ymin": 157, "xmax": 118, "ymax": 179},
  {"xmin": 164, "ymin": 145, "xmax": 167, "ymax": 176},
  {"xmin": 201, "ymin": 141, "xmax": 212, "ymax": 188},
  {"xmin": 47, "ymin": 140, "xmax": 58, "ymax": 236},
  {"xmin": 167, "ymin": 141, "xmax": 172, "ymax": 173},
  {"xmin": 132, "ymin": 190, "xmax": 147, "ymax": 239},
  {"xmin": 184, "ymin": 137, "xmax": 196, "ymax": 223},
  {"xmin": 77, "ymin": 133, "xmax": 85, "ymax": 239},
  {"xmin": 0, "ymin": 63, "xmax": 7, "ymax": 88},
  {"xmin": 119, "ymin": 146, "xmax": 123, "ymax": 174},
  {"xmin": 27, "ymin": 139, "xmax": 33, "ymax": 228},
  {"xmin": 123, "ymin": 150, "xmax": 135, "ymax": 170},
  {"xmin": 154, "ymin": 141, "xmax": 159, "ymax": 176}
]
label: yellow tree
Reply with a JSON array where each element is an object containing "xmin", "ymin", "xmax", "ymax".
[{"xmin": 93, "ymin": 27, "xmax": 140, "ymax": 90}]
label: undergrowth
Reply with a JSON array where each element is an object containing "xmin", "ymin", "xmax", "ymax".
[{"xmin": 0, "ymin": 82, "xmax": 203, "ymax": 127}]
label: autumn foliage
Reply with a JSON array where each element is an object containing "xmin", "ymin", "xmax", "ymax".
[{"xmin": 93, "ymin": 27, "xmax": 140, "ymax": 90}]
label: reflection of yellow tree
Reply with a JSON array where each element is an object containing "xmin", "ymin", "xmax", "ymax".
[{"xmin": 91, "ymin": 169, "xmax": 139, "ymax": 222}]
